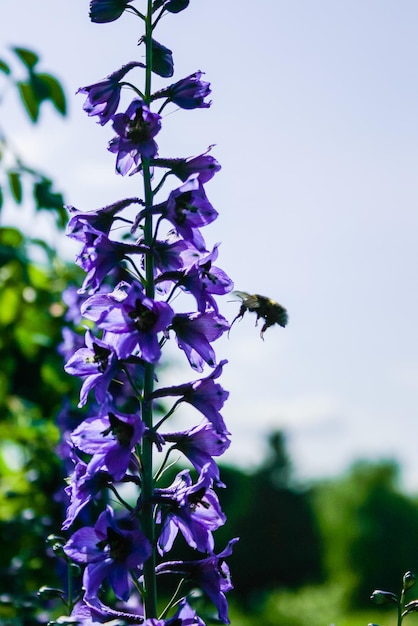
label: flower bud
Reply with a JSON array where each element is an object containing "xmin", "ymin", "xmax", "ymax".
[
  {"xmin": 404, "ymin": 571, "xmax": 416, "ymax": 591},
  {"xmin": 166, "ymin": 0, "xmax": 189, "ymax": 13},
  {"xmin": 370, "ymin": 590, "xmax": 398, "ymax": 605},
  {"xmin": 89, "ymin": 0, "xmax": 130, "ymax": 23},
  {"xmin": 37, "ymin": 586, "xmax": 65, "ymax": 601}
]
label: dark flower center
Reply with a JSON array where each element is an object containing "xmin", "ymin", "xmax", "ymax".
[
  {"xmin": 201, "ymin": 261, "xmax": 217, "ymax": 286},
  {"xmin": 128, "ymin": 299, "xmax": 158, "ymax": 331},
  {"xmin": 96, "ymin": 526, "xmax": 130, "ymax": 561},
  {"xmin": 127, "ymin": 109, "xmax": 151, "ymax": 144},
  {"xmin": 92, "ymin": 342, "xmax": 111, "ymax": 373},
  {"xmin": 187, "ymin": 486, "xmax": 209, "ymax": 511},
  {"xmin": 101, "ymin": 412, "xmax": 134, "ymax": 447},
  {"xmin": 174, "ymin": 191, "xmax": 197, "ymax": 225}
]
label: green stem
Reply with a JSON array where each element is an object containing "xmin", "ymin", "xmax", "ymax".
[
  {"xmin": 141, "ymin": 0, "xmax": 158, "ymax": 618},
  {"xmin": 67, "ymin": 560, "xmax": 74, "ymax": 614}
]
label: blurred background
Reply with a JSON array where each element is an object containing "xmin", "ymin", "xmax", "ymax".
[{"xmin": 1, "ymin": 1, "xmax": 418, "ymax": 625}]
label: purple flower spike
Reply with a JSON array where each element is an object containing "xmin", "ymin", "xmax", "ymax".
[
  {"xmin": 89, "ymin": 0, "xmax": 131, "ymax": 23},
  {"xmin": 156, "ymin": 538, "xmax": 239, "ymax": 624},
  {"xmin": 171, "ymin": 311, "xmax": 229, "ymax": 372},
  {"xmin": 108, "ymin": 100, "xmax": 162, "ymax": 175},
  {"xmin": 64, "ymin": 506, "xmax": 151, "ymax": 601},
  {"xmin": 78, "ymin": 62, "xmax": 145, "ymax": 125}
]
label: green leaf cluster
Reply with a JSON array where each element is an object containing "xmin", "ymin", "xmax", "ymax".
[{"xmin": 0, "ymin": 46, "xmax": 67, "ymax": 227}]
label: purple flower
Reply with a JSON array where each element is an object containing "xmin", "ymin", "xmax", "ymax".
[
  {"xmin": 152, "ymin": 71, "xmax": 211, "ymax": 110},
  {"xmin": 157, "ymin": 244, "xmax": 234, "ymax": 313},
  {"xmin": 130, "ymin": 149, "xmax": 221, "ymax": 183},
  {"xmin": 74, "ymin": 596, "xmax": 144, "ymax": 624},
  {"xmin": 78, "ymin": 63, "xmax": 145, "ymax": 125},
  {"xmin": 75, "ymin": 231, "xmax": 148, "ymax": 294},
  {"xmin": 58, "ymin": 326, "xmax": 85, "ymax": 362},
  {"xmin": 155, "ymin": 465, "xmax": 226, "ymax": 555},
  {"xmin": 152, "ymin": 236, "xmax": 200, "ymax": 277},
  {"xmin": 82, "ymin": 281, "xmax": 175, "ymax": 362},
  {"xmin": 156, "ymin": 538, "xmax": 239, "ymax": 624},
  {"xmin": 64, "ymin": 506, "xmax": 151, "ymax": 601},
  {"xmin": 153, "ymin": 360, "xmax": 229, "ymax": 432},
  {"xmin": 137, "ymin": 174, "xmax": 216, "ymax": 251},
  {"xmin": 171, "ymin": 311, "xmax": 229, "ymax": 372},
  {"xmin": 89, "ymin": 0, "xmax": 131, "ymax": 23},
  {"xmin": 71, "ymin": 409, "xmax": 145, "ymax": 480},
  {"xmin": 162, "ymin": 422, "xmax": 231, "ymax": 485},
  {"xmin": 163, "ymin": 175, "xmax": 217, "ymax": 250},
  {"xmin": 66, "ymin": 197, "xmax": 142, "ymax": 241},
  {"xmin": 63, "ymin": 460, "xmax": 111, "ymax": 530},
  {"xmin": 168, "ymin": 150, "xmax": 221, "ymax": 183},
  {"xmin": 64, "ymin": 330, "xmax": 119, "ymax": 407},
  {"xmin": 166, "ymin": 599, "xmax": 205, "ymax": 626},
  {"xmin": 108, "ymin": 100, "xmax": 162, "ymax": 175}
]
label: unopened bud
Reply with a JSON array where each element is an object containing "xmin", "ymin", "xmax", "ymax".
[
  {"xmin": 370, "ymin": 590, "xmax": 398, "ymax": 605},
  {"xmin": 69, "ymin": 563, "xmax": 81, "ymax": 576},
  {"xmin": 404, "ymin": 571, "xmax": 416, "ymax": 591},
  {"xmin": 37, "ymin": 586, "xmax": 65, "ymax": 601}
]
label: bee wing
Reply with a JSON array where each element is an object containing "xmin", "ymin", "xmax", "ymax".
[{"xmin": 232, "ymin": 291, "xmax": 261, "ymax": 309}]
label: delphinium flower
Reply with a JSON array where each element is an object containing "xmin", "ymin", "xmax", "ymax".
[
  {"xmin": 155, "ymin": 464, "xmax": 226, "ymax": 554},
  {"xmin": 151, "ymin": 71, "xmax": 211, "ymax": 111},
  {"xmin": 64, "ymin": 329, "xmax": 119, "ymax": 407},
  {"xmin": 156, "ymin": 539, "xmax": 239, "ymax": 624},
  {"xmin": 58, "ymin": 2, "xmax": 238, "ymax": 625},
  {"xmin": 78, "ymin": 62, "xmax": 145, "ymax": 125},
  {"xmin": 108, "ymin": 99, "xmax": 162, "ymax": 174},
  {"xmin": 64, "ymin": 505, "xmax": 151, "ymax": 601}
]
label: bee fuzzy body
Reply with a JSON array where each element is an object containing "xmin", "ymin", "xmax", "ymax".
[{"xmin": 230, "ymin": 291, "xmax": 288, "ymax": 339}]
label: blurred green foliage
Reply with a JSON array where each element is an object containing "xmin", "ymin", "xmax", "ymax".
[
  {"xmin": 0, "ymin": 46, "xmax": 82, "ymax": 625},
  {"xmin": 0, "ymin": 46, "xmax": 67, "ymax": 227},
  {"xmin": 313, "ymin": 459, "xmax": 418, "ymax": 608}
]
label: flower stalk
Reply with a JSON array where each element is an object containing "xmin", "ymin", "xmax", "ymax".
[{"xmin": 59, "ymin": 1, "xmax": 237, "ymax": 623}]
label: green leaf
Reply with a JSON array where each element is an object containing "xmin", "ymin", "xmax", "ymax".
[
  {"xmin": 0, "ymin": 286, "xmax": 20, "ymax": 325},
  {"xmin": 12, "ymin": 47, "xmax": 39, "ymax": 70},
  {"xmin": 0, "ymin": 59, "xmax": 11, "ymax": 75},
  {"xmin": 0, "ymin": 226, "xmax": 24, "ymax": 248},
  {"xmin": 7, "ymin": 171, "xmax": 23, "ymax": 203},
  {"xmin": 17, "ymin": 80, "xmax": 40, "ymax": 122},
  {"xmin": 33, "ymin": 179, "xmax": 66, "ymax": 228},
  {"xmin": 36, "ymin": 73, "xmax": 66, "ymax": 116}
]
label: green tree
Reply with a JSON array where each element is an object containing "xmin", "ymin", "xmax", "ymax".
[
  {"xmin": 313, "ymin": 460, "xmax": 418, "ymax": 608},
  {"xmin": 217, "ymin": 432, "xmax": 323, "ymax": 606}
]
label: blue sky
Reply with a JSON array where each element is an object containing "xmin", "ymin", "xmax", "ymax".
[{"xmin": 3, "ymin": 1, "xmax": 418, "ymax": 488}]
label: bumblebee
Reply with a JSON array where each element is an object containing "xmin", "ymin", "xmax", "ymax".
[{"xmin": 230, "ymin": 291, "xmax": 288, "ymax": 339}]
